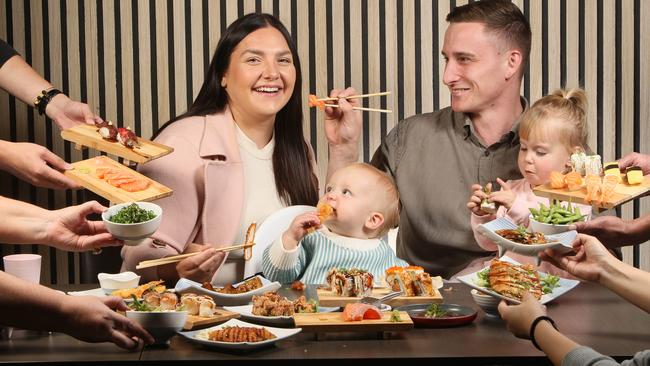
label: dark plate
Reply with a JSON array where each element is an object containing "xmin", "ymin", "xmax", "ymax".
[{"xmin": 394, "ymin": 303, "xmax": 478, "ymax": 328}]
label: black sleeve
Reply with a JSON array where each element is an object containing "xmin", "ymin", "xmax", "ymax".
[{"xmin": 0, "ymin": 39, "xmax": 19, "ymax": 68}]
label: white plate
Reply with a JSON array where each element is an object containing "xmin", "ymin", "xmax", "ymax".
[
  {"xmin": 245, "ymin": 205, "xmax": 316, "ymax": 278},
  {"xmin": 174, "ymin": 275, "xmax": 281, "ymax": 306},
  {"xmin": 178, "ymin": 318, "xmax": 301, "ymax": 350},
  {"xmin": 456, "ymin": 256, "xmax": 579, "ymax": 305},
  {"xmin": 67, "ymin": 288, "xmax": 108, "ymax": 297},
  {"xmin": 477, "ymin": 217, "xmax": 577, "ymax": 257},
  {"xmin": 223, "ymin": 304, "xmax": 339, "ymax": 327}
]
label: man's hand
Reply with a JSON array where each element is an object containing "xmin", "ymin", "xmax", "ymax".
[{"xmin": 0, "ymin": 141, "xmax": 79, "ymax": 190}]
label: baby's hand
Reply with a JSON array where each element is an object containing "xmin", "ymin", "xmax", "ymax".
[
  {"xmin": 489, "ymin": 178, "xmax": 516, "ymax": 210},
  {"xmin": 282, "ymin": 212, "xmax": 321, "ymax": 250},
  {"xmin": 467, "ymin": 183, "xmax": 490, "ymax": 216}
]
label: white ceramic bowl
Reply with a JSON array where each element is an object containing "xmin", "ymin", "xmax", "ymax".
[
  {"xmin": 98, "ymin": 271, "xmax": 140, "ymax": 295},
  {"xmin": 471, "ymin": 289, "xmax": 501, "ymax": 317},
  {"xmin": 102, "ymin": 202, "xmax": 162, "ymax": 243},
  {"xmin": 529, "ymin": 214, "xmax": 587, "ymax": 235},
  {"xmin": 125, "ymin": 310, "xmax": 187, "ymax": 345}
]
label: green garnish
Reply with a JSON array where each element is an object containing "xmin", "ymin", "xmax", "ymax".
[
  {"xmin": 476, "ymin": 268, "xmax": 491, "ymax": 288},
  {"xmin": 424, "ymin": 303, "xmax": 447, "ymax": 318},
  {"xmin": 109, "ymin": 203, "xmax": 156, "ymax": 224},
  {"xmin": 541, "ymin": 274, "xmax": 560, "ymax": 294},
  {"xmin": 390, "ymin": 310, "xmax": 402, "ymax": 322},
  {"xmin": 128, "ymin": 295, "xmax": 154, "ymax": 311}
]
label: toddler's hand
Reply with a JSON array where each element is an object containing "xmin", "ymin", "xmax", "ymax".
[
  {"xmin": 467, "ymin": 184, "xmax": 490, "ymax": 216},
  {"xmin": 282, "ymin": 212, "xmax": 321, "ymax": 250},
  {"xmin": 489, "ymin": 178, "xmax": 516, "ymax": 210}
]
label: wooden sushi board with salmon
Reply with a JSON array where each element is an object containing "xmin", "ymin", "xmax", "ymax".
[
  {"xmin": 65, "ymin": 156, "xmax": 172, "ymax": 203},
  {"xmin": 184, "ymin": 309, "xmax": 240, "ymax": 330},
  {"xmin": 293, "ymin": 311, "xmax": 413, "ymax": 332},
  {"xmin": 317, "ymin": 287, "xmax": 443, "ymax": 308},
  {"xmin": 533, "ymin": 175, "xmax": 650, "ymax": 211},
  {"xmin": 61, "ymin": 124, "xmax": 173, "ymax": 164}
]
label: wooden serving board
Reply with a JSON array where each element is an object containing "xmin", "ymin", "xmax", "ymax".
[
  {"xmin": 184, "ymin": 309, "xmax": 240, "ymax": 330},
  {"xmin": 317, "ymin": 287, "xmax": 443, "ymax": 308},
  {"xmin": 293, "ymin": 311, "xmax": 413, "ymax": 332},
  {"xmin": 61, "ymin": 124, "xmax": 173, "ymax": 164},
  {"xmin": 65, "ymin": 156, "xmax": 172, "ymax": 203},
  {"xmin": 532, "ymin": 175, "xmax": 650, "ymax": 211}
]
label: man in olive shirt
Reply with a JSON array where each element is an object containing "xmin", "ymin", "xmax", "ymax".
[{"xmin": 370, "ymin": 1, "xmax": 531, "ymax": 278}]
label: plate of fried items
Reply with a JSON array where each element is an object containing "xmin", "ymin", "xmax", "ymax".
[
  {"xmin": 178, "ymin": 318, "xmax": 301, "ymax": 350},
  {"xmin": 224, "ymin": 291, "xmax": 338, "ymax": 327},
  {"xmin": 175, "ymin": 275, "xmax": 281, "ymax": 306},
  {"xmin": 457, "ymin": 256, "xmax": 579, "ymax": 305},
  {"xmin": 477, "ymin": 217, "xmax": 577, "ymax": 257}
]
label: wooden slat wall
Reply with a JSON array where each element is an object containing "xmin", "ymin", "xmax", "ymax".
[{"xmin": 0, "ymin": 0, "xmax": 648, "ymax": 284}]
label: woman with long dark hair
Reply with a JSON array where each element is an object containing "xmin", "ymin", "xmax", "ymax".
[{"xmin": 121, "ymin": 13, "xmax": 360, "ymax": 284}]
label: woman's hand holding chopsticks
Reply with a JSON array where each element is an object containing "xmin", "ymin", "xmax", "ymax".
[{"xmin": 175, "ymin": 246, "xmax": 225, "ymax": 284}]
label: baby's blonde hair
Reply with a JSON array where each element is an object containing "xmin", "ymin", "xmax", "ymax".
[
  {"xmin": 519, "ymin": 88, "xmax": 588, "ymax": 153},
  {"xmin": 348, "ymin": 163, "xmax": 400, "ymax": 238}
]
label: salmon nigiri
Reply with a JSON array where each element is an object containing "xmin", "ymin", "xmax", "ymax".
[{"xmin": 342, "ymin": 303, "xmax": 382, "ymax": 321}]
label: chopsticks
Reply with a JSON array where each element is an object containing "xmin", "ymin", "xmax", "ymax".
[
  {"xmin": 135, "ymin": 243, "xmax": 255, "ymax": 270},
  {"xmin": 315, "ymin": 91, "xmax": 391, "ymax": 102},
  {"xmin": 324, "ymin": 104, "xmax": 393, "ymax": 113},
  {"xmin": 309, "ymin": 91, "xmax": 392, "ymax": 113}
]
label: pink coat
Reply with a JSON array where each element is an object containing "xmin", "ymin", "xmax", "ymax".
[{"xmin": 121, "ymin": 107, "xmax": 315, "ymax": 280}]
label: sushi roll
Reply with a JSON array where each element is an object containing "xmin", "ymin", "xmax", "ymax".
[
  {"xmin": 180, "ymin": 294, "xmax": 200, "ymax": 315},
  {"xmin": 585, "ymin": 155, "xmax": 603, "ymax": 176},
  {"xmin": 142, "ymin": 291, "xmax": 161, "ymax": 307},
  {"xmin": 479, "ymin": 183, "xmax": 496, "ymax": 214},
  {"xmin": 570, "ymin": 151, "xmax": 587, "ymax": 175},
  {"xmin": 626, "ymin": 166, "xmax": 643, "ymax": 185},
  {"xmin": 385, "ymin": 266, "xmax": 405, "ymax": 292},
  {"xmin": 326, "ymin": 268, "xmax": 373, "ymax": 297},
  {"xmin": 96, "ymin": 120, "xmax": 118, "ymax": 141},
  {"xmin": 198, "ymin": 297, "xmax": 216, "ymax": 317},
  {"xmin": 117, "ymin": 126, "xmax": 139, "ymax": 148},
  {"xmin": 159, "ymin": 292, "xmax": 178, "ymax": 311}
]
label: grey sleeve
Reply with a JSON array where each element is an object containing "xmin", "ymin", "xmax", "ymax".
[
  {"xmin": 562, "ymin": 346, "xmax": 650, "ymax": 366},
  {"xmin": 370, "ymin": 120, "xmax": 406, "ymax": 177}
]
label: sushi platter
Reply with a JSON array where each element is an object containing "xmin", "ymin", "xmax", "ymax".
[
  {"xmin": 61, "ymin": 124, "xmax": 173, "ymax": 164},
  {"xmin": 532, "ymin": 174, "xmax": 650, "ymax": 211},
  {"xmin": 317, "ymin": 287, "xmax": 443, "ymax": 308},
  {"xmin": 292, "ymin": 311, "xmax": 413, "ymax": 332},
  {"xmin": 65, "ymin": 156, "xmax": 173, "ymax": 203},
  {"xmin": 184, "ymin": 309, "xmax": 240, "ymax": 330}
]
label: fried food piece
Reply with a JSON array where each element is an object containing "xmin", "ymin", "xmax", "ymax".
[
  {"xmin": 488, "ymin": 260, "xmax": 543, "ymax": 301},
  {"xmin": 111, "ymin": 280, "xmax": 165, "ymax": 299},
  {"xmin": 291, "ymin": 280, "xmax": 305, "ymax": 291}
]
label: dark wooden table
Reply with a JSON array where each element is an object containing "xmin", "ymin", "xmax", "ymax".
[{"xmin": 0, "ymin": 282, "xmax": 648, "ymax": 365}]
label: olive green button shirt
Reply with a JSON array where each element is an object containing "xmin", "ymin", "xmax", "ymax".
[{"xmin": 371, "ymin": 98, "xmax": 527, "ymax": 278}]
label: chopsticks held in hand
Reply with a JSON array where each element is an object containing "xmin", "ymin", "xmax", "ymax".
[
  {"xmin": 308, "ymin": 91, "xmax": 392, "ymax": 113},
  {"xmin": 135, "ymin": 243, "xmax": 255, "ymax": 270},
  {"xmin": 135, "ymin": 222, "xmax": 257, "ymax": 270}
]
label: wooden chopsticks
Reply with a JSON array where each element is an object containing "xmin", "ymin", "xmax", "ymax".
[
  {"xmin": 309, "ymin": 91, "xmax": 392, "ymax": 113},
  {"xmin": 315, "ymin": 91, "xmax": 391, "ymax": 102},
  {"xmin": 135, "ymin": 243, "xmax": 255, "ymax": 270},
  {"xmin": 135, "ymin": 222, "xmax": 257, "ymax": 270}
]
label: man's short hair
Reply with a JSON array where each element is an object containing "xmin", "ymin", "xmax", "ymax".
[{"xmin": 446, "ymin": 0, "xmax": 531, "ymax": 72}]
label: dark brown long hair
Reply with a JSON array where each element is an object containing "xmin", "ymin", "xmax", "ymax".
[{"xmin": 155, "ymin": 13, "xmax": 318, "ymax": 206}]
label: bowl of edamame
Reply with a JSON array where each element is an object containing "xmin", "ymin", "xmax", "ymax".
[{"xmin": 528, "ymin": 201, "xmax": 588, "ymax": 235}]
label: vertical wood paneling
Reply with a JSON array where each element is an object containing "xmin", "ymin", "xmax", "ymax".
[
  {"xmin": 641, "ymin": 0, "xmax": 650, "ymax": 270},
  {"xmin": 1, "ymin": 0, "xmax": 649, "ymax": 281}
]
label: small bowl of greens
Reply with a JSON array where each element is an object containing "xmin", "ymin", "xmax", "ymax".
[{"xmin": 102, "ymin": 202, "xmax": 162, "ymax": 244}]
